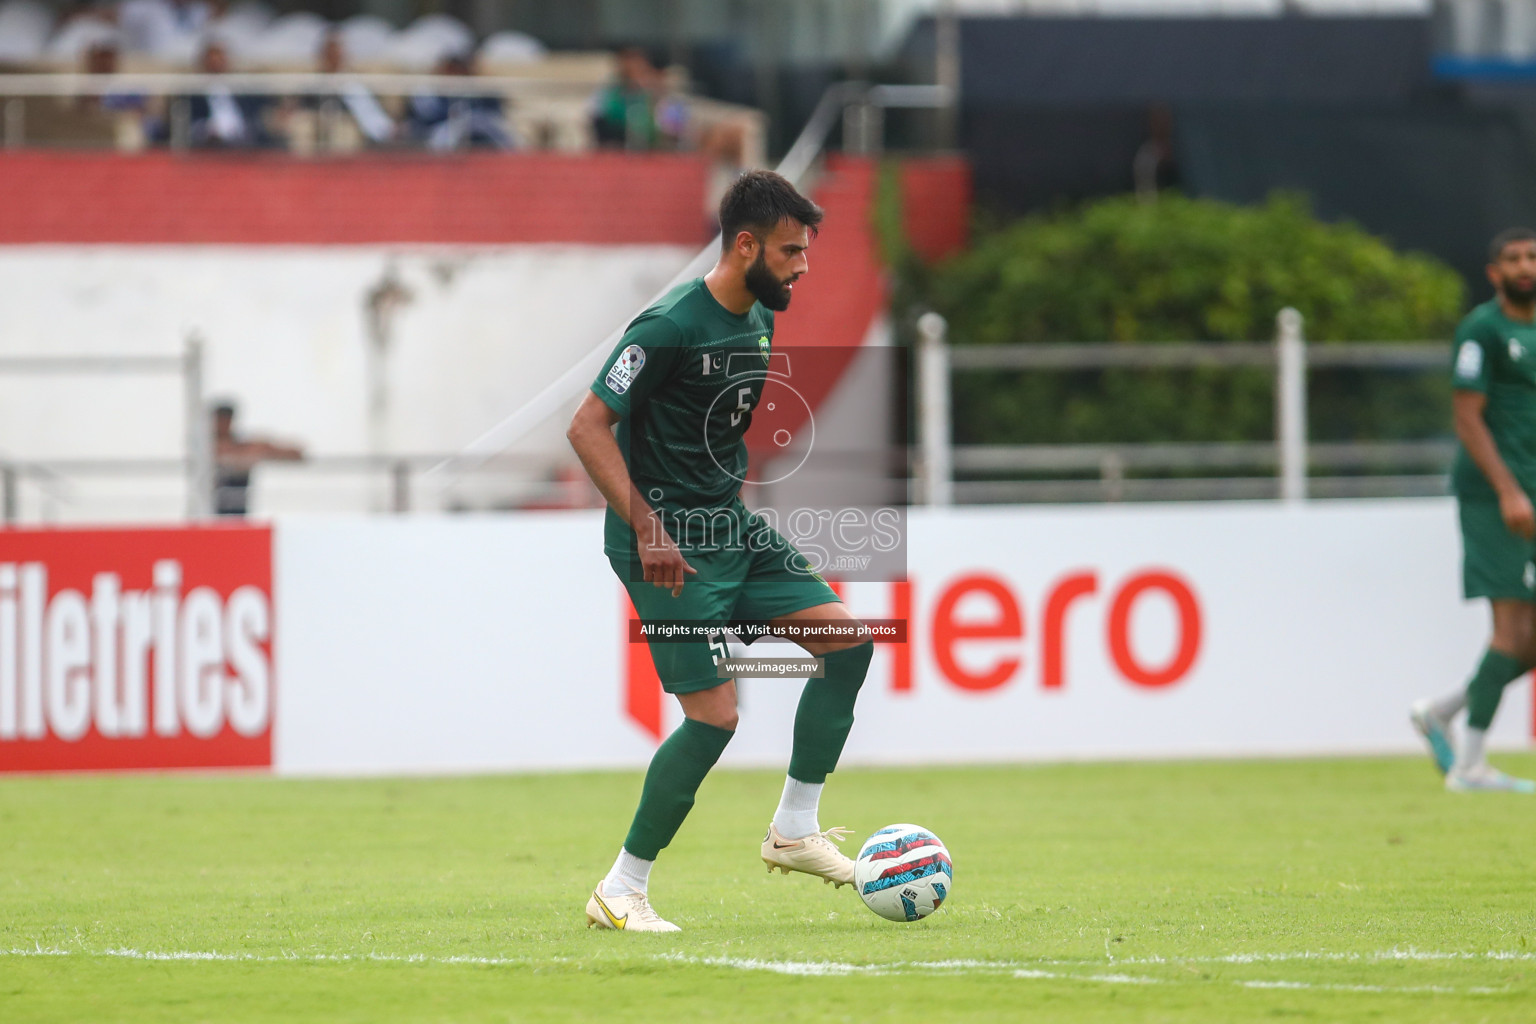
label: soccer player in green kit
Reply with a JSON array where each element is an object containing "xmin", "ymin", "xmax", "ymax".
[
  {"xmin": 1411, "ymin": 228, "xmax": 1536, "ymax": 793},
  {"xmin": 566, "ymin": 171, "xmax": 875, "ymax": 931}
]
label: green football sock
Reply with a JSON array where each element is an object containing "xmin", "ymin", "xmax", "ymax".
[
  {"xmin": 622, "ymin": 717, "xmax": 734, "ymax": 861},
  {"xmin": 1465, "ymin": 648, "xmax": 1530, "ymax": 731},
  {"xmin": 787, "ymin": 641, "xmax": 874, "ymax": 784}
]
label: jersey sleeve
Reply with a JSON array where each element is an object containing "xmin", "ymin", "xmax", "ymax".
[
  {"xmin": 1451, "ymin": 320, "xmax": 1495, "ymax": 393},
  {"xmin": 590, "ymin": 315, "xmax": 684, "ymax": 418}
]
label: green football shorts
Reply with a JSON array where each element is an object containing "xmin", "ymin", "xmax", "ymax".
[
  {"xmin": 611, "ymin": 510, "xmax": 841, "ymax": 694},
  {"xmin": 1459, "ymin": 499, "xmax": 1536, "ymax": 602}
]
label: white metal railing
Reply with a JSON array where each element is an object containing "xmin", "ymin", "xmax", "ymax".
[
  {"xmin": 0, "ymin": 449, "xmax": 601, "ymax": 524},
  {"xmin": 0, "ymin": 339, "xmax": 209, "ymax": 521},
  {"xmin": 915, "ymin": 310, "xmax": 1454, "ymax": 505}
]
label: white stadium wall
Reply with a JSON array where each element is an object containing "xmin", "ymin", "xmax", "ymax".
[
  {"xmin": 0, "ymin": 499, "xmax": 1526, "ymax": 775},
  {"xmin": 0, "ymin": 244, "xmax": 695, "ymax": 520}
]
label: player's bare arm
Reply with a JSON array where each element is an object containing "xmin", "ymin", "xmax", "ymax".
[
  {"xmin": 567, "ymin": 391, "xmax": 695, "ymax": 595},
  {"xmin": 1453, "ymin": 389, "xmax": 1535, "ymax": 539}
]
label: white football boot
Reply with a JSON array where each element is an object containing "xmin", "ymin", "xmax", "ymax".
[
  {"xmin": 585, "ymin": 886, "xmax": 681, "ymax": 932},
  {"xmin": 761, "ymin": 824, "xmax": 856, "ymax": 888},
  {"xmin": 1444, "ymin": 763, "xmax": 1536, "ymax": 794}
]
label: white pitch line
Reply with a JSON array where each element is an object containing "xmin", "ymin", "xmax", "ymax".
[
  {"xmin": 1238, "ymin": 980, "xmax": 1502, "ymax": 995},
  {"xmin": 1101, "ymin": 949, "xmax": 1536, "ymax": 966},
  {"xmin": 0, "ymin": 946, "xmax": 1519, "ymax": 995},
  {"xmin": 3, "ymin": 947, "xmax": 543, "ymax": 967},
  {"xmin": 662, "ymin": 955, "xmax": 1505, "ymax": 994}
]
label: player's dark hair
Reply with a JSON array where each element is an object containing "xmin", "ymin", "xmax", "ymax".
[
  {"xmin": 719, "ymin": 170, "xmax": 823, "ymax": 245},
  {"xmin": 1490, "ymin": 227, "xmax": 1536, "ymax": 263}
]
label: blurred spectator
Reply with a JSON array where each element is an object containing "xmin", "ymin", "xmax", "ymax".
[
  {"xmin": 16, "ymin": 29, "xmax": 152, "ymax": 149},
  {"xmin": 318, "ymin": 31, "xmax": 394, "ymax": 144},
  {"xmin": 407, "ymin": 51, "xmax": 514, "ymax": 152},
  {"xmin": 386, "ymin": 12, "xmax": 472, "ymax": 73},
  {"xmin": 212, "ymin": 400, "xmax": 304, "ymax": 517},
  {"xmin": 282, "ymin": 30, "xmax": 395, "ymax": 154},
  {"xmin": 699, "ymin": 117, "xmax": 749, "ymax": 225},
  {"xmin": 44, "ymin": 3, "xmax": 117, "ymax": 65},
  {"xmin": 591, "ymin": 46, "xmax": 686, "ymax": 151},
  {"xmin": 88, "ymin": 39, "xmax": 155, "ymax": 150},
  {"xmin": 180, "ymin": 37, "xmax": 275, "ymax": 148},
  {"xmin": 317, "ymin": 28, "xmax": 342, "ymax": 73},
  {"xmin": 1133, "ymin": 105, "xmax": 1180, "ymax": 202}
]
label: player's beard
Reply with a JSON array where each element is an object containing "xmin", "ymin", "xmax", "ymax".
[
  {"xmin": 1503, "ymin": 275, "xmax": 1536, "ymax": 305},
  {"xmin": 745, "ymin": 251, "xmax": 795, "ymax": 311}
]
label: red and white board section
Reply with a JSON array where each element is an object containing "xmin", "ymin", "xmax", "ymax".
[
  {"xmin": 0, "ymin": 500, "xmax": 1526, "ymax": 774},
  {"xmin": 0, "ymin": 526, "xmax": 273, "ymax": 771}
]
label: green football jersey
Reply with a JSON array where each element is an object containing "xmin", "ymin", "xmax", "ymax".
[
  {"xmin": 591, "ymin": 278, "xmax": 776, "ymax": 554},
  {"xmin": 1451, "ymin": 299, "xmax": 1536, "ymax": 500}
]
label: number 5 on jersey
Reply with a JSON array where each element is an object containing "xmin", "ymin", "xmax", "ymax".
[
  {"xmin": 707, "ymin": 629, "xmax": 730, "ymax": 667},
  {"xmin": 730, "ymin": 386, "xmax": 753, "ymax": 426}
]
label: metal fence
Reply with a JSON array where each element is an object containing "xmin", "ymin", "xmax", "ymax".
[
  {"xmin": 914, "ymin": 309, "xmax": 1455, "ymax": 505},
  {"xmin": 0, "ymin": 339, "xmax": 211, "ymax": 522}
]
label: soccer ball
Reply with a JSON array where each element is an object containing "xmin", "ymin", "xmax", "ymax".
[{"xmin": 852, "ymin": 823, "xmax": 953, "ymax": 923}]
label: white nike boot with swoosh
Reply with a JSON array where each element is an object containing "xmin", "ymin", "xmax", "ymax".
[
  {"xmin": 761, "ymin": 823, "xmax": 856, "ymax": 887},
  {"xmin": 585, "ymin": 885, "xmax": 681, "ymax": 932}
]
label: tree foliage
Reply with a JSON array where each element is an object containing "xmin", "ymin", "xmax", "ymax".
[{"xmin": 915, "ymin": 193, "xmax": 1466, "ymax": 447}]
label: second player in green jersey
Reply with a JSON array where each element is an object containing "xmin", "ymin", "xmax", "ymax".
[{"xmin": 1413, "ymin": 227, "xmax": 1536, "ymax": 793}]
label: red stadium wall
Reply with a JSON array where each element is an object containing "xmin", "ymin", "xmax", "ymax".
[
  {"xmin": 0, "ymin": 150, "xmax": 967, "ymax": 254},
  {"xmin": 899, "ymin": 155, "xmax": 971, "ymax": 264},
  {"xmin": 0, "ymin": 151, "xmax": 714, "ymax": 245}
]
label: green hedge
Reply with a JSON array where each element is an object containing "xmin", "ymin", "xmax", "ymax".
[{"xmin": 911, "ymin": 193, "xmax": 1466, "ymax": 447}]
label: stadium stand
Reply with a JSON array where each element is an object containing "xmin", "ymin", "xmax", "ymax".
[{"xmin": 0, "ymin": 4, "xmax": 766, "ymax": 158}]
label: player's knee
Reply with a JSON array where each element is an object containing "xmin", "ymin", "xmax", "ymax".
[
  {"xmin": 686, "ymin": 699, "xmax": 739, "ymax": 732},
  {"xmin": 1501, "ymin": 624, "xmax": 1536, "ymax": 663},
  {"xmin": 682, "ymin": 709, "xmax": 738, "ymax": 732}
]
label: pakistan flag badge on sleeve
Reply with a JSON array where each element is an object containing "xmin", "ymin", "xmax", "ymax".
[{"xmin": 606, "ymin": 344, "xmax": 646, "ymax": 394}]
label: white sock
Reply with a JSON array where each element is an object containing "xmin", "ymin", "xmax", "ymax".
[
  {"xmin": 772, "ymin": 777, "xmax": 823, "ymax": 839},
  {"xmin": 1457, "ymin": 727, "xmax": 1487, "ymax": 772},
  {"xmin": 600, "ymin": 848, "xmax": 653, "ymax": 898},
  {"xmin": 1428, "ymin": 690, "xmax": 1467, "ymax": 722}
]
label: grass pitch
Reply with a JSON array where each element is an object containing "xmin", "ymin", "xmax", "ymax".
[{"xmin": 2, "ymin": 756, "xmax": 1535, "ymax": 1023}]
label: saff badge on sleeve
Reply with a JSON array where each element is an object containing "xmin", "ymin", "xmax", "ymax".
[{"xmin": 606, "ymin": 344, "xmax": 647, "ymax": 394}]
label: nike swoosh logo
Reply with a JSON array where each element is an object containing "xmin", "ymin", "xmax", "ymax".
[
  {"xmin": 772, "ymin": 841, "xmax": 799, "ymax": 849},
  {"xmin": 592, "ymin": 892, "xmax": 628, "ymax": 930}
]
